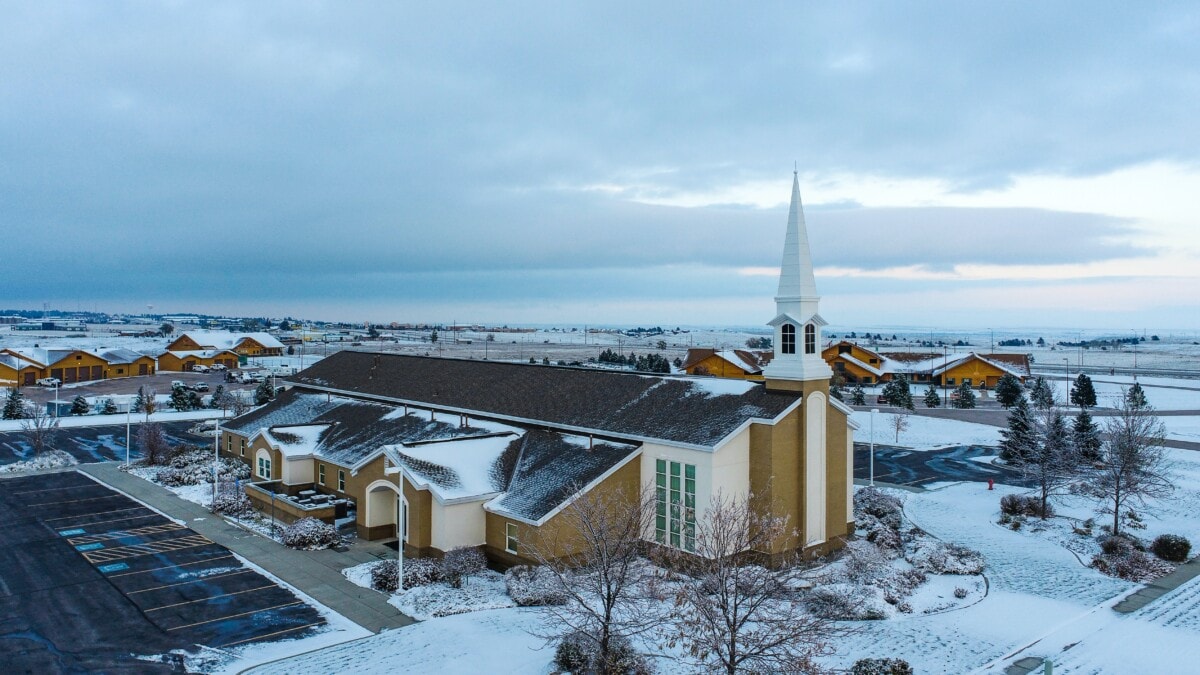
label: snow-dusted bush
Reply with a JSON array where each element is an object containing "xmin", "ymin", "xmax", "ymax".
[
  {"xmin": 906, "ymin": 538, "xmax": 984, "ymax": 575},
  {"xmin": 280, "ymin": 517, "xmax": 341, "ymax": 550},
  {"xmin": 155, "ymin": 448, "xmax": 249, "ymax": 487},
  {"xmin": 807, "ymin": 583, "xmax": 889, "ymax": 620},
  {"xmin": 505, "ymin": 565, "xmax": 567, "ymax": 606},
  {"xmin": 843, "ymin": 540, "xmax": 894, "ymax": 584},
  {"xmin": 553, "ymin": 631, "xmax": 650, "ymax": 675},
  {"xmin": 442, "ymin": 546, "xmax": 487, "ymax": 588},
  {"xmin": 211, "ymin": 483, "xmax": 255, "ymax": 518},
  {"xmin": 851, "ymin": 657, "xmax": 914, "ymax": 675},
  {"xmin": 954, "ymin": 587, "xmax": 968, "ymax": 599},
  {"xmin": 403, "ymin": 558, "xmax": 443, "ymax": 589},
  {"xmin": 1092, "ymin": 550, "xmax": 1174, "ymax": 582},
  {"xmin": 858, "ymin": 513, "xmax": 904, "ymax": 553},
  {"xmin": 999, "ymin": 494, "xmax": 1053, "ymax": 518},
  {"xmin": 1151, "ymin": 534, "xmax": 1191, "ymax": 562},
  {"xmin": 369, "ymin": 560, "xmax": 400, "ymax": 592},
  {"xmin": 1099, "ymin": 534, "xmax": 1144, "ymax": 556},
  {"xmin": 855, "ymin": 487, "xmax": 903, "ymax": 530}
]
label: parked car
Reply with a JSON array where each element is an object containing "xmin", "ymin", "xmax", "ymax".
[
  {"xmin": 225, "ymin": 371, "xmax": 239, "ymax": 383},
  {"xmin": 171, "ymin": 380, "xmax": 185, "ymax": 389},
  {"xmin": 191, "ymin": 364, "xmax": 210, "ymax": 373},
  {"xmin": 876, "ymin": 394, "xmax": 888, "ymax": 404},
  {"xmin": 190, "ymin": 382, "xmax": 210, "ymax": 392},
  {"xmin": 36, "ymin": 377, "xmax": 61, "ymax": 387},
  {"xmin": 210, "ymin": 363, "xmax": 228, "ymax": 371}
]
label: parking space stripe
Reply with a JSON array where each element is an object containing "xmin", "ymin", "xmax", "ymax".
[
  {"xmin": 82, "ymin": 534, "xmax": 214, "ymax": 563},
  {"xmin": 27, "ymin": 494, "xmax": 127, "ymax": 507},
  {"xmin": 10, "ymin": 483, "xmax": 101, "ymax": 496},
  {"xmin": 68, "ymin": 522, "xmax": 185, "ymax": 545},
  {"xmin": 105, "ymin": 554, "xmax": 237, "ymax": 578},
  {"xmin": 145, "ymin": 584, "xmax": 278, "ymax": 612},
  {"xmin": 44, "ymin": 506, "xmax": 149, "ymax": 523},
  {"xmin": 127, "ymin": 569, "xmax": 254, "ymax": 594},
  {"xmin": 218, "ymin": 621, "xmax": 326, "ymax": 648},
  {"xmin": 63, "ymin": 512, "xmax": 162, "ymax": 529},
  {"xmin": 165, "ymin": 601, "xmax": 305, "ymax": 632}
]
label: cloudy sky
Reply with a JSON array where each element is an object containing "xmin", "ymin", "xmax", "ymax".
[{"xmin": 3, "ymin": 2, "xmax": 1199, "ymax": 330}]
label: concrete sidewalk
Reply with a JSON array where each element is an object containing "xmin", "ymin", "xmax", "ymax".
[
  {"xmin": 1112, "ymin": 555, "xmax": 1200, "ymax": 614},
  {"xmin": 79, "ymin": 462, "xmax": 414, "ymax": 633}
]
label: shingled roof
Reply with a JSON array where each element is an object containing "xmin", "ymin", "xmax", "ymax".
[{"xmin": 289, "ymin": 351, "xmax": 803, "ymax": 449}]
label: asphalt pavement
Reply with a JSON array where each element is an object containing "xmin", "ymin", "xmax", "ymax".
[{"xmin": 0, "ymin": 420, "xmax": 208, "ymax": 466}]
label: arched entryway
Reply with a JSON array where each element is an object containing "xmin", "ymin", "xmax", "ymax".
[{"xmin": 364, "ymin": 479, "xmax": 407, "ymax": 542}]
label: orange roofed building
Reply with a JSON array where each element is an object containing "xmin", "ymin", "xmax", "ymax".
[
  {"xmin": 822, "ymin": 340, "xmax": 1030, "ymax": 388},
  {"xmin": 680, "ymin": 348, "xmax": 773, "ymax": 380}
]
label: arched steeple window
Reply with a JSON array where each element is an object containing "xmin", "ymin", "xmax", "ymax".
[
  {"xmin": 781, "ymin": 323, "xmax": 796, "ymax": 354},
  {"xmin": 804, "ymin": 324, "xmax": 816, "ymax": 354}
]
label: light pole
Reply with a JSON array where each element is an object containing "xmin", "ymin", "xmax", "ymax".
[
  {"xmin": 942, "ymin": 346, "xmax": 949, "ymax": 406},
  {"xmin": 211, "ymin": 419, "xmax": 220, "ymax": 510},
  {"xmin": 397, "ymin": 479, "xmax": 404, "ymax": 595},
  {"xmin": 53, "ymin": 383, "xmax": 59, "ymax": 418},
  {"xmin": 869, "ymin": 408, "xmax": 878, "ymax": 486},
  {"xmin": 125, "ymin": 406, "xmax": 131, "ymax": 468},
  {"xmin": 1063, "ymin": 358, "xmax": 1070, "ymax": 408}
]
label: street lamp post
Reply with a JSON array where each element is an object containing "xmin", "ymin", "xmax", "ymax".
[
  {"xmin": 869, "ymin": 408, "xmax": 878, "ymax": 486},
  {"xmin": 53, "ymin": 383, "xmax": 59, "ymax": 418},
  {"xmin": 1063, "ymin": 358, "xmax": 1070, "ymax": 409},
  {"xmin": 125, "ymin": 406, "xmax": 131, "ymax": 468},
  {"xmin": 942, "ymin": 346, "xmax": 949, "ymax": 406},
  {"xmin": 212, "ymin": 419, "xmax": 220, "ymax": 510}
]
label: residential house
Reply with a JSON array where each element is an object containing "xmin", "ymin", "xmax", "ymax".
[{"xmin": 680, "ymin": 348, "xmax": 772, "ymax": 380}]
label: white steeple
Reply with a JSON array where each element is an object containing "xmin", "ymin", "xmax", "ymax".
[{"xmin": 762, "ymin": 171, "xmax": 832, "ymax": 383}]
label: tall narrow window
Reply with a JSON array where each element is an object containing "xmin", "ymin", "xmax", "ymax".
[
  {"xmin": 338, "ymin": 469, "xmax": 346, "ymax": 492},
  {"xmin": 505, "ymin": 522, "xmax": 519, "ymax": 554},
  {"xmin": 804, "ymin": 324, "xmax": 816, "ymax": 354},
  {"xmin": 257, "ymin": 455, "xmax": 271, "ymax": 479},
  {"xmin": 781, "ymin": 324, "xmax": 796, "ymax": 354},
  {"xmin": 655, "ymin": 459, "xmax": 696, "ymax": 552},
  {"xmin": 318, "ymin": 464, "xmax": 326, "ymax": 485}
]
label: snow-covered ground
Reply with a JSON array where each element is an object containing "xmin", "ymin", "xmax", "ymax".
[
  {"xmin": 1040, "ymin": 374, "xmax": 1200, "ymax": 412},
  {"xmin": 0, "ymin": 408, "xmax": 226, "ymax": 432},
  {"xmin": 852, "ymin": 410, "xmax": 1003, "ymax": 449}
]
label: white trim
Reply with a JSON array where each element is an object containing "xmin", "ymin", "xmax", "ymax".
[
  {"xmin": 804, "ymin": 391, "xmax": 827, "ymax": 547},
  {"xmin": 484, "ymin": 448, "xmax": 643, "ymax": 527},
  {"xmin": 829, "ymin": 397, "xmax": 861, "ymax": 429}
]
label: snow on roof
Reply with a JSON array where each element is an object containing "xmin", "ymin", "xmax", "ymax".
[
  {"xmin": 714, "ymin": 350, "xmax": 760, "ymax": 374},
  {"xmin": 390, "ymin": 430, "xmax": 525, "ymax": 502},
  {"xmin": 166, "ymin": 349, "xmax": 238, "ymax": 358},
  {"xmin": 884, "ymin": 354, "xmax": 954, "ymax": 374},
  {"xmin": 683, "ymin": 376, "xmax": 758, "ymax": 397},
  {"xmin": 179, "ymin": 330, "xmax": 285, "ymax": 350},
  {"xmin": 929, "ymin": 353, "xmax": 1026, "ymax": 378},
  {"xmin": 260, "ymin": 424, "xmax": 331, "ymax": 458},
  {"xmin": 835, "ymin": 352, "xmax": 884, "ymax": 377}
]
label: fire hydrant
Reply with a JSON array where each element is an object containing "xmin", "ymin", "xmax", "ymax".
[{"xmin": 987, "ymin": 478, "xmax": 995, "ymax": 490}]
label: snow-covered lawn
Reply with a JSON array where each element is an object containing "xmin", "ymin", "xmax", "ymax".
[
  {"xmin": 0, "ymin": 408, "xmax": 226, "ymax": 433},
  {"xmin": 0, "ymin": 449, "xmax": 77, "ymax": 473},
  {"xmin": 1162, "ymin": 415, "xmax": 1200, "ymax": 442},
  {"xmin": 1042, "ymin": 375, "xmax": 1200, "ymax": 412},
  {"xmin": 852, "ymin": 410, "xmax": 1003, "ymax": 449}
]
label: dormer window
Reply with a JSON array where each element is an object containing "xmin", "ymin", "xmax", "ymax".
[
  {"xmin": 805, "ymin": 324, "xmax": 816, "ymax": 354},
  {"xmin": 781, "ymin": 324, "xmax": 796, "ymax": 354}
]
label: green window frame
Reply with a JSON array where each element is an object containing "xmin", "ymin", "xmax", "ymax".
[
  {"xmin": 318, "ymin": 464, "xmax": 326, "ymax": 485},
  {"xmin": 505, "ymin": 522, "xmax": 519, "ymax": 554},
  {"xmin": 655, "ymin": 459, "xmax": 696, "ymax": 552},
  {"xmin": 338, "ymin": 469, "xmax": 345, "ymax": 492},
  {"xmin": 257, "ymin": 455, "xmax": 271, "ymax": 479}
]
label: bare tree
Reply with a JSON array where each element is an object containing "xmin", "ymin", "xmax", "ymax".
[
  {"xmin": 529, "ymin": 485, "xmax": 660, "ymax": 673},
  {"xmin": 142, "ymin": 387, "xmax": 158, "ymax": 420},
  {"xmin": 21, "ymin": 409, "xmax": 61, "ymax": 455},
  {"xmin": 136, "ymin": 421, "xmax": 172, "ymax": 465},
  {"xmin": 1022, "ymin": 407, "xmax": 1082, "ymax": 518},
  {"xmin": 1086, "ymin": 398, "xmax": 1173, "ymax": 536},
  {"xmin": 890, "ymin": 412, "xmax": 910, "ymax": 444},
  {"xmin": 660, "ymin": 492, "xmax": 848, "ymax": 674}
]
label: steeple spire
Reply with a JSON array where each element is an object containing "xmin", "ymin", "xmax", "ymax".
[{"xmin": 762, "ymin": 171, "xmax": 832, "ymax": 385}]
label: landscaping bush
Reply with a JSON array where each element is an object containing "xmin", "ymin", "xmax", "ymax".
[
  {"xmin": 505, "ymin": 565, "xmax": 567, "ymax": 606},
  {"xmin": 211, "ymin": 483, "xmax": 255, "ymax": 518},
  {"xmin": 280, "ymin": 517, "xmax": 341, "ymax": 550},
  {"xmin": 859, "ymin": 513, "xmax": 904, "ymax": 553},
  {"xmin": 856, "ymin": 487, "xmax": 903, "ymax": 530},
  {"xmin": 554, "ymin": 631, "xmax": 592, "ymax": 673},
  {"xmin": 553, "ymin": 631, "xmax": 650, "ymax": 675},
  {"xmin": 402, "ymin": 558, "xmax": 443, "ymax": 589},
  {"xmin": 851, "ymin": 657, "xmax": 914, "ymax": 675},
  {"xmin": 807, "ymin": 583, "xmax": 889, "ymax": 620},
  {"xmin": 370, "ymin": 560, "xmax": 400, "ymax": 592},
  {"xmin": 843, "ymin": 540, "xmax": 893, "ymax": 584},
  {"xmin": 1151, "ymin": 534, "xmax": 1191, "ymax": 562},
  {"xmin": 906, "ymin": 539, "xmax": 984, "ymax": 575},
  {"xmin": 954, "ymin": 587, "xmax": 969, "ymax": 599},
  {"xmin": 441, "ymin": 546, "xmax": 487, "ymax": 588},
  {"xmin": 154, "ymin": 447, "xmax": 249, "ymax": 487},
  {"xmin": 999, "ymin": 494, "xmax": 1053, "ymax": 518},
  {"xmin": 1092, "ymin": 550, "xmax": 1174, "ymax": 582},
  {"xmin": 1099, "ymin": 534, "xmax": 1143, "ymax": 556}
]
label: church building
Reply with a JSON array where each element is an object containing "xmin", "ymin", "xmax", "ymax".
[{"xmin": 219, "ymin": 172, "xmax": 856, "ymax": 564}]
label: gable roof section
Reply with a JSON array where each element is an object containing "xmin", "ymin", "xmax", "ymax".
[
  {"xmin": 177, "ymin": 330, "xmax": 284, "ymax": 350},
  {"xmin": 485, "ymin": 430, "xmax": 641, "ymax": 524},
  {"xmin": 289, "ymin": 351, "xmax": 803, "ymax": 449},
  {"xmin": 99, "ymin": 348, "xmax": 152, "ymax": 365},
  {"xmin": 681, "ymin": 348, "xmax": 770, "ymax": 374}
]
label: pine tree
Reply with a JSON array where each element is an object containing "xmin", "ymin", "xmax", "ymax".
[
  {"xmin": 209, "ymin": 384, "xmax": 226, "ymax": 410},
  {"xmin": 132, "ymin": 386, "xmax": 147, "ymax": 414},
  {"xmin": 70, "ymin": 395, "xmax": 90, "ymax": 416},
  {"xmin": 1073, "ymin": 408, "xmax": 1102, "ymax": 462},
  {"xmin": 952, "ymin": 380, "xmax": 976, "ymax": 409},
  {"xmin": 169, "ymin": 384, "xmax": 190, "ymax": 411},
  {"xmin": 186, "ymin": 391, "xmax": 204, "ymax": 410},
  {"xmin": 924, "ymin": 383, "xmax": 941, "ymax": 408},
  {"xmin": 100, "ymin": 398, "xmax": 119, "ymax": 415},
  {"xmin": 995, "ymin": 373, "xmax": 1024, "ymax": 408},
  {"xmin": 850, "ymin": 385, "xmax": 866, "ymax": 406},
  {"xmin": 1000, "ymin": 397, "xmax": 1037, "ymax": 463},
  {"xmin": 254, "ymin": 380, "xmax": 275, "ymax": 405},
  {"xmin": 1023, "ymin": 409, "xmax": 1078, "ymax": 518},
  {"xmin": 1126, "ymin": 382, "xmax": 1149, "ymax": 409},
  {"xmin": 882, "ymin": 375, "xmax": 914, "ymax": 410},
  {"xmin": 1069, "ymin": 373, "xmax": 1097, "ymax": 409},
  {"xmin": 3, "ymin": 389, "xmax": 27, "ymax": 420},
  {"xmin": 1030, "ymin": 376, "xmax": 1055, "ymax": 409}
]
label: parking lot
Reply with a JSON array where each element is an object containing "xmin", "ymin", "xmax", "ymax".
[
  {"xmin": 854, "ymin": 443, "xmax": 1034, "ymax": 489},
  {"xmin": 0, "ymin": 420, "xmax": 208, "ymax": 466},
  {"xmin": 0, "ymin": 471, "xmax": 326, "ymax": 671}
]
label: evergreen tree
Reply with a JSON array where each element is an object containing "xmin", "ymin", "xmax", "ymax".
[
  {"xmin": 209, "ymin": 384, "xmax": 227, "ymax": 410},
  {"xmin": 995, "ymin": 373, "xmax": 1024, "ymax": 408},
  {"xmin": 881, "ymin": 375, "xmax": 914, "ymax": 410},
  {"xmin": 1030, "ymin": 376, "xmax": 1055, "ymax": 409},
  {"xmin": 185, "ymin": 391, "xmax": 204, "ymax": 410},
  {"xmin": 924, "ymin": 383, "xmax": 941, "ymax": 408},
  {"xmin": 952, "ymin": 380, "xmax": 976, "ymax": 409},
  {"xmin": 100, "ymin": 398, "xmax": 119, "ymax": 415},
  {"xmin": 850, "ymin": 385, "xmax": 866, "ymax": 406},
  {"xmin": 3, "ymin": 389, "xmax": 27, "ymax": 420},
  {"xmin": 1069, "ymin": 373, "xmax": 1097, "ymax": 409},
  {"xmin": 1126, "ymin": 382, "xmax": 1149, "ymax": 409},
  {"xmin": 255, "ymin": 380, "xmax": 275, "ymax": 405},
  {"xmin": 1000, "ymin": 397, "xmax": 1037, "ymax": 463},
  {"xmin": 169, "ymin": 384, "xmax": 190, "ymax": 411},
  {"xmin": 1024, "ymin": 409, "xmax": 1078, "ymax": 518},
  {"xmin": 132, "ymin": 386, "xmax": 147, "ymax": 414},
  {"xmin": 1073, "ymin": 408, "xmax": 1102, "ymax": 462},
  {"xmin": 70, "ymin": 395, "xmax": 90, "ymax": 416}
]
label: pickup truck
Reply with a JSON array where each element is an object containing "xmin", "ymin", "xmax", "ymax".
[
  {"xmin": 191, "ymin": 364, "xmax": 211, "ymax": 373},
  {"xmin": 36, "ymin": 377, "xmax": 61, "ymax": 387}
]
